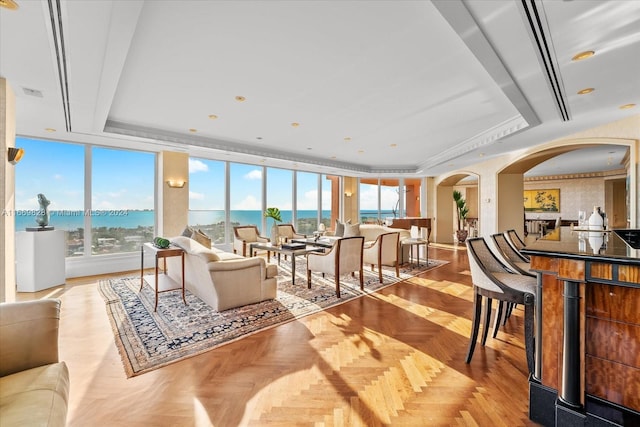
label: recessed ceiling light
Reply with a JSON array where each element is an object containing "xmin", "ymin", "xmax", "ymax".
[
  {"xmin": 45, "ymin": 128, "xmax": 56, "ymax": 132},
  {"xmin": 235, "ymin": 96, "xmax": 246, "ymax": 102},
  {"xmin": 0, "ymin": 0, "xmax": 19, "ymax": 10},
  {"xmin": 572, "ymin": 50, "xmax": 595, "ymax": 61},
  {"xmin": 619, "ymin": 103, "xmax": 636, "ymax": 110},
  {"xmin": 208, "ymin": 114, "xmax": 218, "ymax": 120},
  {"xmin": 390, "ymin": 143, "xmax": 397, "ymax": 148},
  {"xmin": 577, "ymin": 88, "xmax": 594, "ymax": 95},
  {"xmin": 189, "ymin": 128, "xmax": 197, "ymax": 133},
  {"xmin": 291, "ymin": 122, "xmax": 300, "ymax": 127},
  {"xmin": 344, "ymin": 137, "xmax": 351, "ymax": 142}
]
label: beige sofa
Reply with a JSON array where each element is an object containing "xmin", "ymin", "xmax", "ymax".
[
  {"xmin": 168, "ymin": 236, "xmax": 278, "ymax": 311},
  {"xmin": 0, "ymin": 299, "xmax": 69, "ymax": 427},
  {"xmin": 324, "ymin": 224, "xmax": 412, "ymax": 263}
]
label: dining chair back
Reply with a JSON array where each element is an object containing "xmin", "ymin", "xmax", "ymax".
[{"xmin": 465, "ymin": 237, "xmax": 536, "ymax": 373}]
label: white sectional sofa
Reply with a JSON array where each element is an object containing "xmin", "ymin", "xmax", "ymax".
[{"xmin": 167, "ymin": 236, "xmax": 278, "ymax": 311}]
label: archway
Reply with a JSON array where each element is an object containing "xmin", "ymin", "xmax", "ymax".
[
  {"xmin": 434, "ymin": 172, "xmax": 479, "ymax": 244},
  {"xmin": 496, "ymin": 139, "xmax": 637, "ymax": 236}
]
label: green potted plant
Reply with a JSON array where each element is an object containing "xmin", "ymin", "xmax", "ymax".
[
  {"xmin": 264, "ymin": 207, "xmax": 282, "ymax": 244},
  {"xmin": 453, "ymin": 190, "xmax": 469, "ymax": 243}
]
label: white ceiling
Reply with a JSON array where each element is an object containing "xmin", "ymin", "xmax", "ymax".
[{"xmin": 1, "ymin": 0, "xmax": 638, "ymax": 177}]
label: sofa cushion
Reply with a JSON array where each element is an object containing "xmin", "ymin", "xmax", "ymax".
[
  {"xmin": 0, "ymin": 362, "xmax": 69, "ymax": 427},
  {"xmin": 181, "ymin": 225, "xmax": 194, "ymax": 237},
  {"xmin": 216, "ymin": 251, "xmax": 246, "ymax": 261},
  {"xmin": 343, "ymin": 222, "xmax": 361, "ymax": 237},
  {"xmin": 192, "ymin": 229, "xmax": 212, "ymax": 248},
  {"xmin": 170, "ymin": 236, "xmax": 220, "ymax": 261}
]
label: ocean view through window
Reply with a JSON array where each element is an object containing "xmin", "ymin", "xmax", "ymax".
[{"xmin": 13, "ymin": 138, "xmax": 156, "ymax": 257}]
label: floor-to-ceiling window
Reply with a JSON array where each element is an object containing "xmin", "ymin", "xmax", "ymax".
[
  {"xmin": 296, "ymin": 171, "xmax": 319, "ymax": 235},
  {"xmin": 229, "ymin": 163, "xmax": 263, "ymax": 232},
  {"xmin": 188, "ymin": 158, "xmax": 226, "ymax": 244},
  {"xmin": 266, "ymin": 167, "xmax": 293, "ymax": 229},
  {"xmin": 91, "ymin": 147, "xmax": 155, "ymax": 255},
  {"xmin": 14, "ymin": 137, "xmax": 156, "ymax": 257},
  {"xmin": 14, "ymin": 137, "xmax": 85, "ymax": 257},
  {"xmin": 321, "ymin": 174, "xmax": 337, "ymax": 230},
  {"xmin": 359, "ymin": 179, "xmax": 379, "ymax": 224},
  {"xmin": 380, "ymin": 178, "xmax": 400, "ymax": 224}
]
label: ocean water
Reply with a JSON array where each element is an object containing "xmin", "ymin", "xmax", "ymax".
[{"xmin": 10, "ymin": 209, "xmax": 333, "ymax": 231}]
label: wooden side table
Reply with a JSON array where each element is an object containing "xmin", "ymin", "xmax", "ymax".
[{"xmin": 140, "ymin": 242, "xmax": 186, "ymax": 311}]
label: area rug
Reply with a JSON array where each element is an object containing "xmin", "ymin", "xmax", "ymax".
[{"xmin": 99, "ymin": 258, "xmax": 447, "ymax": 377}]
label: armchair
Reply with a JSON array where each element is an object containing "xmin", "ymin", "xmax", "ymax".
[
  {"xmin": 0, "ymin": 299, "xmax": 69, "ymax": 426},
  {"xmin": 277, "ymin": 223, "xmax": 307, "ymax": 242},
  {"xmin": 233, "ymin": 225, "xmax": 269, "ymax": 257},
  {"xmin": 363, "ymin": 232, "xmax": 400, "ymax": 283},
  {"xmin": 465, "ymin": 237, "xmax": 536, "ymax": 374},
  {"xmin": 306, "ymin": 236, "xmax": 364, "ymax": 298}
]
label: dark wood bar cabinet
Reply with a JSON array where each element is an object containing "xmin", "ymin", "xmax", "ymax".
[{"xmin": 522, "ymin": 228, "xmax": 640, "ymax": 427}]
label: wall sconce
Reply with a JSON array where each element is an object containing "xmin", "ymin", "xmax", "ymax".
[
  {"xmin": 7, "ymin": 147, "xmax": 24, "ymax": 165},
  {"xmin": 166, "ymin": 180, "xmax": 186, "ymax": 188},
  {"xmin": 344, "ymin": 191, "xmax": 352, "ymax": 197}
]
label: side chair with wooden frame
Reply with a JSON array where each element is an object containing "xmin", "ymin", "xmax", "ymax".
[
  {"xmin": 363, "ymin": 232, "xmax": 400, "ymax": 283},
  {"xmin": 306, "ymin": 236, "xmax": 364, "ymax": 298},
  {"xmin": 233, "ymin": 225, "xmax": 269, "ymax": 257}
]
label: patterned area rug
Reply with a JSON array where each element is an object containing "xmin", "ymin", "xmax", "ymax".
[{"xmin": 99, "ymin": 257, "xmax": 447, "ymax": 377}]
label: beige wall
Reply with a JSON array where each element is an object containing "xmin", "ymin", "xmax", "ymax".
[
  {"xmin": 524, "ymin": 176, "xmax": 606, "ymax": 223},
  {"xmin": 497, "ymin": 174, "xmax": 525, "ymax": 236},
  {"xmin": 1, "ymin": 78, "xmax": 17, "ymax": 302},
  {"xmin": 343, "ymin": 176, "xmax": 358, "ymax": 224},
  {"xmin": 158, "ymin": 151, "xmax": 189, "ymax": 238}
]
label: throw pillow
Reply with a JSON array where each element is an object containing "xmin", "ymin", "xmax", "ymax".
[
  {"xmin": 334, "ymin": 219, "xmax": 351, "ymax": 237},
  {"xmin": 181, "ymin": 225, "xmax": 194, "ymax": 237},
  {"xmin": 343, "ymin": 222, "xmax": 361, "ymax": 237},
  {"xmin": 191, "ymin": 229, "xmax": 212, "ymax": 248}
]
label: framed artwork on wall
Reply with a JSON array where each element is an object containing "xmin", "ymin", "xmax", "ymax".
[{"xmin": 524, "ymin": 189, "xmax": 560, "ymax": 212}]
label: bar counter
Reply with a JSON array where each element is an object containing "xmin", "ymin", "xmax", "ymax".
[{"xmin": 522, "ymin": 227, "xmax": 640, "ymax": 426}]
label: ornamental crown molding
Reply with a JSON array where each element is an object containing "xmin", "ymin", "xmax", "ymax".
[{"xmin": 524, "ymin": 168, "xmax": 627, "ymax": 182}]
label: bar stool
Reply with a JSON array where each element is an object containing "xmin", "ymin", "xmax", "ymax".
[{"xmin": 465, "ymin": 237, "xmax": 536, "ymax": 373}]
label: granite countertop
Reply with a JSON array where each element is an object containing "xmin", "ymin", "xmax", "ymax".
[{"xmin": 521, "ymin": 227, "xmax": 640, "ymax": 265}]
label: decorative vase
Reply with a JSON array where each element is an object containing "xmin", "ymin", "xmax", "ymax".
[
  {"xmin": 588, "ymin": 206, "xmax": 604, "ymax": 230},
  {"xmin": 271, "ymin": 223, "xmax": 279, "ymax": 245},
  {"xmin": 455, "ymin": 229, "xmax": 468, "ymax": 243}
]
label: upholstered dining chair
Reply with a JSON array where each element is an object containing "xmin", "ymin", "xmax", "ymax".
[
  {"xmin": 465, "ymin": 237, "xmax": 536, "ymax": 374},
  {"xmin": 490, "ymin": 233, "xmax": 533, "ymax": 277},
  {"xmin": 363, "ymin": 232, "xmax": 400, "ymax": 283},
  {"xmin": 505, "ymin": 229, "xmax": 530, "ymax": 262},
  {"xmin": 489, "ymin": 233, "xmax": 535, "ymax": 337},
  {"xmin": 306, "ymin": 236, "xmax": 364, "ymax": 298},
  {"xmin": 233, "ymin": 225, "xmax": 269, "ymax": 257},
  {"xmin": 277, "ymin": 223, "xmax": 307, "ymax": 242}
]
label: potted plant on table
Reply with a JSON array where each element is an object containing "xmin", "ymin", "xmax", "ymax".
[
  {"xmin": 264, "ymin": 207, "xmax": 282, "ymax": 244},
  {"xmin": 453, "ymin": 190, "xmax": 469, "ymax": 243}
]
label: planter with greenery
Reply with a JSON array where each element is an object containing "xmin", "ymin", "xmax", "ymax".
[
  {"xmin": 453, "ymin": 190, "xmax": 469, "ymax": 243},
  {"xmin": 264, "ymin": 207, "xmax": 282, "ymax": 244}
]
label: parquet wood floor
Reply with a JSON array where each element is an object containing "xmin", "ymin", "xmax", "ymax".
[{"xmin": 17, "ymin": 244, "xmax": 541, "ymax": 426}]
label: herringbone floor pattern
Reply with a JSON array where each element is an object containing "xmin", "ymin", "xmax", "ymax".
[{"xmin": 18, "ymin": 245, "xmax": 540, "ymax": 426}]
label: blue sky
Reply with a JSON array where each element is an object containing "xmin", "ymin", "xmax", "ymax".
[
  {"xmin": 15, "ymin": 137, "xmax": 154, "ymax": 211},
  {"xmin": 14, "ymin": 136, "xmax": 397, "ymax": 213}
]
